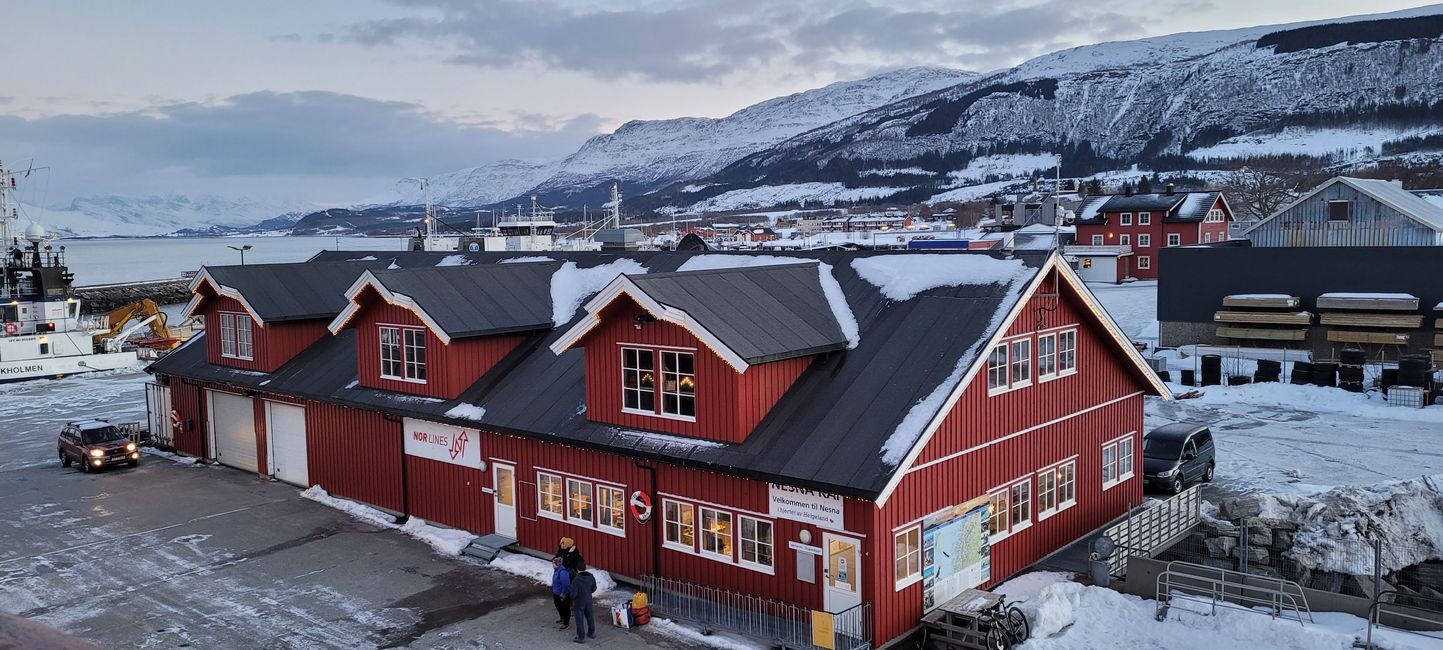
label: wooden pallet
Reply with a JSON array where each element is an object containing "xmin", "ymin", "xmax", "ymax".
[
  {"xmin": 1216, "ymin": 326, "xmax": 1308, "ymax": 341},
  {"xmin": 1319, "ymin": 313, "xmax": 1425, "ymax": 328},
  {"xmin": 1316, "ymin": 294, "xmax": 1419, "ymax": 311},
  {"xmin": 1222, "ymin": 294, "xmax": 1300, "ymax": 309},
  {"xmin": 1327, "ymin": 330, "xmax": 1410, "ymax": 345},
  {"xmin": 1213, "ymin": 311, "xmax": 1313, "ymax": 325},
  {"xmin": 1435, "ymin": 332, "xmax": 1443, "ymax": 348}
]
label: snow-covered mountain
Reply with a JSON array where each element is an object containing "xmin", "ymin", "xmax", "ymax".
[
  {"xmin": 26, "ymin": 194, "xmax": 319, "ymax": 238},
  {"xmin": 358, "ymin": 159, "xmax": 558, "ymax": 208},
  {"xmin": 646, "ymin": 6, "xmax": 1443, "ymax": 211}
]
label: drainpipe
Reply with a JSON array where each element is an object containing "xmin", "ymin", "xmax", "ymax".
[
  {"xmin": 635, "ymin": 461, "xmax": 660, "ymax": 577},
  {"xmin": 386, "ymin": 412, "xmax": 410, "ymax": 524}
]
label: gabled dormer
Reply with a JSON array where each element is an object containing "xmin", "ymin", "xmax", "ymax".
[
  {"xmin": 185, "ymin": 262, "xmax": 373, "ymax": 372},
  {"xmin": 551, "ymin": 263, "xmax": 851, "ymax": 444},
  {"xmin": 329, "ymin": 263, "xmax": 559, "ymax": 399}
]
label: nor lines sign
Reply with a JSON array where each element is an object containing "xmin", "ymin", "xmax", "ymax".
[
  {"xmin": 769, "ymin": 483, "xmax": 844, "ymax": 529},
  {"xmin": 403, "ymin": 418, "xmax": 481, "ymax": 469}
]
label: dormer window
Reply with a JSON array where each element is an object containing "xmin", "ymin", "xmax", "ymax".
[
  {"xmin": 622, "ymin": 346, "xmax": 696, "ymax": 420},
  {"xmin": 380, "ymin": 326, "xmax": 427, "ymax": 382},
  {"xmin": 622, "ymin": 348, "xmax": 656, "ymax": 412},
  {"xmin": 219, "ymin": 312, "xmax": 253, "ymax": 360},
  {"xmin": 661, "ymin": 351, "xmax": 697, "ymax": 418}
]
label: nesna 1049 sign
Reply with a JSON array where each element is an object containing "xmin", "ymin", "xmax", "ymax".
[{"xmin": 403, "ymin": 418, "xmax": 482, "ymax": 469}]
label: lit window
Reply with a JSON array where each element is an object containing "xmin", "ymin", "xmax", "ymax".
[
  {"xmin": 663, "ymin": 500, "xmax": 694, "ymax": 549},
  {"xmin": 566, "ymin": 477, "xmax": 593, "ymax": 524},
  {"xmin": 989, "ymin": 478, "xmax": 1035, "ymax": 540},
  {"xmin": 1038, "ymin": 469, "xmax": 1056, "ymax": 513},
  {"xmin": 894, "ymin": 526, "xmax": 921, "ymax": 586},
  {"xmin": 1057, "ymin": 330, "xmax": 1077, "ymax": 376},
  {"xmin": 987, "ymin": 490, "xmax": 1008, "ymax": 537},
  {"xmin": 660, "ymin": 351, "xmax": 696, "ymax": 418},
  {"xmin": 219, "ymin": 312, "xmax": 253, "ymax": 360},
  {"xmin": 739, "ymin": 515, "xmax": 774, "ymax": 570},
  {"xmin": 699, "ymin": 507, "xmax": 733, "ymax": 559},
  {"xmin": 1009, "ymin": 339, "xmax": 1031, "ymax": 388},
  {"xmin": 1038, "ymin": 334, "xmax": 1057, "ymax": 380},
  {"xmin": 1103, "ymin": 435, "xmax": 1136, "ymax": 490},
  {"xmin": 987, "ymin": 344, "xmax": 1008, "ymax": 393},
  {"xmin": 597, "ymin": 484, "xmax": 626, "ymax": 533},
  {"xmin": 621, "ymin": 348, "xmax": 656, "ymax": 412},
  {"xmin": 379, "ymin": 326, "xmax": 426, "ymax": 382},
  {"xmin": 1037, "ymin": 459, "xmax": 1078, "ymax": 519},
  {"xmin": 537, "ymin": 472, "xmax": 563, "ymax": 517}
]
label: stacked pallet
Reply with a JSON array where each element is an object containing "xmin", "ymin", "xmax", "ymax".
[
  {"xmin": 1214, "ymin": 294, "xmax": 1309, "ymax": 341},
  {"xmin": 1436, "ymin": 302, "xmax": 1443, "ymax": 354},
  {"xmin": 1317, "ymin": 292, "xmax": 1420, "ymax": 347}
]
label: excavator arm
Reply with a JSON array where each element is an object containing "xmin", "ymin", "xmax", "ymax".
[{"xmin": 99, "ymin": 299, "xmax": 176, "ymax": 351}]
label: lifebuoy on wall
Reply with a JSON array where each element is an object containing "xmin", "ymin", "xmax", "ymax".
[
  {"xmin": 169, "ymin": 409, "xmax": 183, "ymax": 430},
  {"xmin": 629, "ymin": 490, "xmax": 653, "ymax": 522},
  {"xmin": 3, "ymin": 322, "xmax": 17, "ymax": 335}
]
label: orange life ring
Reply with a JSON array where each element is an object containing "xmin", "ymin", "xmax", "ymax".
[
  {"xmin": 629, "ymin": 490, "xmax": 653, "ymax": 522},
  {"xmin": 3, "ymin": 322, "xmax": 16, "ymax": 335}
]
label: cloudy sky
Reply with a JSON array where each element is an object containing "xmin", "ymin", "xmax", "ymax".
[{"xmin": 1, "ymin": 0, "xmax": 1432, "ymax": 206}]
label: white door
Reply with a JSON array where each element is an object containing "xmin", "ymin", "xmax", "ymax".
[
  {"xmin": 492, "ymin": 462, "xmax": 517, "ymax": 538},
  {"xmin": 823, "ymin": 532, "xmax": 863, "ymax": 614},
  {"xmin": 207, "ymin": 390, "xmax": 258, "ymax": 472},
  {"xmin": 266, "ymin": 401, "xmax": 309, "ymax": 486},
  {"xmin": 146, "ymin": 382, "xmax": 173, "ymax": 446}
]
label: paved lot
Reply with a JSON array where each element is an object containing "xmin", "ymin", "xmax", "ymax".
[{"xmin": 0, "ymin": 374, "xmax": 696, "ymax": 649}]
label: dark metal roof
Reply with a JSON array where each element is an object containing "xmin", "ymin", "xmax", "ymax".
[
  {"xmin": 1072, "ymin": 191, "xmax": 1220, "ymax": 225},
  {"xmin": 155, "ymin": 250, "xmax": 1056, "ymax": 499},
  {"xmin": 365, "ymin": 262, "xmax": 560, "ymax": 338},
  {"xmin": 626, "ymin": 264, "xmax": 848, "ymax": 364},
  {"xmin": 202, "ymin": 260, "xmax": 386, "ymax": 322}
]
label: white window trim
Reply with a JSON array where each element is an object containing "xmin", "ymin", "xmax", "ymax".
[
  {"xmin": 620, "ymin": 346, "xmax": 698, "ymax": 423},
  {"xmin": 1037, "ymin": 333, "xmax": 1058, "ymax": 382},
  {"xmin": 736, "ymin": 514, "xmax": 776, "ymax": 575},
  {"xmin": 1055, "ymin": 329, "xmax": 1078, "ymax": 379},
  {"xmin": 219, "ymin": 311, "xmax": 254, "ymax": 361},
  {"xmin": 1137, "ymin": 256, "xmax": 1151, "ymax": 270},
  {"xmin": 1139, "ymin": 212, "xmax": 1152, "ymax": 225},
  {"xmin": 987, "ymin": 474, "xmax": 1034, "ymax": 543},
  {"xmin": 1091, "ymin": 234, "xmax": 1104, "ymax": 245},
  {"xmin": 595, "ymin": 484, "xmax": 627, "ymax": 538},
  {"xmin": 1120, "ymin": 212, "xmax": 1132, "ymax": 226},
  {"xmin": 1119, "ymin": 234, "xmax": 1130, "ymax": 246},
  {"xmin": 1137, "ymin": 234, "xmax": 1151, "ymax": 248},
  {"xmin": 565, "ymin": 477, "xmax": 596, "ymax": 528},
  {"xmin": 697, "ymin": 506, "xmax": 734, "ymax": 563},
  {"xmin": 1008, "ymin": 338, "xmax": 1032, "ymax": 389},
  {"xmin": 1035, "ymin": 456, "xmax": 1079, "ymax": 521},
  {"xmin": 661, "ymin": 499, "xmax": 697, "ymax": 554},
  {"xmin": 1102, "ymin": 433, "xmax": 1137, "ymax": 491},
  {"xmin": 659, "ymin": 350, "xmax": 697, "ymax": 420},
  {"xmin": 1167, "ymin": 233, "xmax": 1181, "ymax": 247},
  {"xmin": 378, "ymin": 324, "xmax": 427, "ymax": 384},
  {"xmin": 893, "ymin": 525, "xmax": 923, "ymax": 590},
  {"xmin": 986, "ymin": 343, "xmax": 1010, "ymax": 396},
  {"xmin": 536, "ymin": 471, "xmax": 565, "ymax": 521}
]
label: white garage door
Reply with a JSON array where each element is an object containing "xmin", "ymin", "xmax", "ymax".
[
  {"xmin": 208, "ymin": 390, "xmax": 258, "ymax": 472},
  {"xmin": 266, "ymin": 401, "xmax": 309, "ymax": 486}
]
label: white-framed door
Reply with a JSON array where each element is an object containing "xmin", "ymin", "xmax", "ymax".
[
  {"xmin": 206, "ymin": 389, "xmax": 258, "ymax": 472},
  {"xmin": 265, "ymin": 401, "xmax": 309, "ymax": 486},
  {"xmin": 823, "ymin": 532, "xmax": 863, "ymax": 613},
  {"xmin": 492, "ymin": 462, "xmax": 517, "ymax": 538}
]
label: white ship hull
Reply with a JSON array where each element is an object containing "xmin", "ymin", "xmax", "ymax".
[{"xmin": 0, "ymin": 350, "xmax": 141, "ymax": 383}]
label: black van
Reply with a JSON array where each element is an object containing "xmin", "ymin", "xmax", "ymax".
[{"xmin": 1143, "ymin": 423, "xmax": 1215, "ymax": 494}]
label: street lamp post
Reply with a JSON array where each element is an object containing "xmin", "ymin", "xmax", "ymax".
[{"xmin": 227, "ymin": 244, "xmax": 253, "ymax": 265}]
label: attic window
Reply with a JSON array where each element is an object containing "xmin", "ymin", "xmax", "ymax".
[
  {"xmin": 622, "ymin": 347, "xmax": 696, "ymax": 420},
  {"xmin": 1328, "ymin": 200, "xmax": 1350, "ymax": 221},
  {"xmin": 219, "ymin": 312, "xmax": 253, "ymax": 361},
  {"xmin": 380, "ymin": 326, "xmax": 427, "ymax": 383}
]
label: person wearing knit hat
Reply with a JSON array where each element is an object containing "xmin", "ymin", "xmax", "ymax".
[{"xmin": 557, "ymin": 537, "xmax": 584, "ymax": 576}]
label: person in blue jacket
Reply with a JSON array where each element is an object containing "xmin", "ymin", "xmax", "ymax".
[
  {"xmin": 550, "ymin": 556, "xmax": 572, "ymax": 630},
  {"xmin": 568, "ymin": 561, "xmax": 598, "ymax": 643}
]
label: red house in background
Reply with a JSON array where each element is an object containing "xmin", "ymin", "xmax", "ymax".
[
  {"xmin": 1073, "ymin": 187, "xmax": 1233, "ymax": 280},
  {"xmin": 148, "ymin": 250, "xmax": 1167, "ymax": 648}
]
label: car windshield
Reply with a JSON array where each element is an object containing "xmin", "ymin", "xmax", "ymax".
[
  {"xmin": 1144, "ymin": 436, "xmax": 1185, "ymax": 459},
  {"xmin": 81, "ymin": 426, "xmax": 125, "ymax": 444}
]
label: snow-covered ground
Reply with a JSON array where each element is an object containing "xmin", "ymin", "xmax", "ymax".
[{"xmin": 0, "ymin": 371, "xmax": 151, "ymax": 473}]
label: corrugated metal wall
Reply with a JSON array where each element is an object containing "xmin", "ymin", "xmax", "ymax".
[
  {"xmin": 354, "ymin": 301, "xmax": 526, "ymax": 399},
  {"xmin": 406, "ymin": 455, "xmax": 488, "ymax": 534},
  {"xmin": 168, "ymin": 377, "xmax": 206, "ymax": 457},
  {"xmin": 1248, "ymin": 183, "xmax": 1443, "ymax": 247},
  {"xmin": 305, "ymin": 402, "xmax": 404, "ymax": 512}
]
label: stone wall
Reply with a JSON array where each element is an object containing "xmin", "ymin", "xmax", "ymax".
[{"xmin": 75, "ymin": 280, "xmax": 192, "ymax": 315}]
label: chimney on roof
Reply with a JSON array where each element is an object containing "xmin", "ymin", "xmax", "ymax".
[
  {"xmin": 1165, "ymin": 183, "xmax": 1175, "ymax": 196},
  {"xmin": 1124, "ymin": 183, "xmax": 1134, "ymax": 197}
]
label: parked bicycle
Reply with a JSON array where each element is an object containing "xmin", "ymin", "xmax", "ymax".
[{"xmin": 977, "ymin": 600, "xmax": 1029, "ymax": 650}]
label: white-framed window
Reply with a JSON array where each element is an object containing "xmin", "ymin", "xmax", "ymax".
[
  {"xmin": 699, "ymin": 507, "xmax": 733, "ymax": 560},
  {"xmin": 1203, "ymin": 232, "xmax": 1212, "ymax": 243},
  {"xmin": 1009, "ymin": 481, "xmax": 1032, "ymax": 532},
  {"xmin": 1102, "ymin": 434, "xmax": 1136, "ymax": 490},
  {"xmin": 1037, "ymin": 458, "xmax": 1078, "ymax": 520},
  {"xmin": 1167, "ymin": 233, "xmax": 1181, "ymax": 247},
  {"xmin": 218, "ymin": 312, "xmax": 253, "ymax": 360},
  {"xmin": 1037, "ymin": 333, "xmax": 1057, "ymax": 380},
  {"xmin": 1138, "ymin": 234, "xmax": 1151, "ymax": 248},
  {"xmin": 894, "ymin": 526, "xmax": 922, "ymax": 588},
  {"xmin": 987, "ymin": 344, "xmax": 1009, "ymax": 394},
  {"xmin": 379, "ymin": 325, "xmax": 426, "ymax": 382},
  {"xmin": 621, "ymin": 347, "xmax": 656, "ymax": 413},
  {"xmin": 1205, "ymin": 208, "xmax": 1225, "ymax": 222},
  {"xmin": 988, "ymin": 476, "xmax": 1032, "ymax": 541},
  {"xmin": 1139, "ymin": 212, "xmax": 1152, "ymax": 225},
  {"xmin": 987, "ymin": 490, "xmax": 1009, "ymax": 538},
  {"xmin": 660, "ymin": 351, "xmax": 696, "ymax": 419},
  {"xmin": 537, "ymin": 472, "xmax": 564, "ymax": 518},
  {"xmin": 1137, "ymin": 256, "xmax": 1151, "ymax": 270},
  {"xmin": 597, "ymin": 484, "xmax": 626, "ymax": 534},
  {"xmin": 1009, "ymin": 339, "xmax": 1031, "ymax": 388},
  {"xmin": 1120, "ymin": 234, "xmax": 1131, "ymax": 246},
  {"xmin": 1057, "ymin": 329, "xmax": 1077, "ymax": 376},
  {"xmin": 663, "ymin": 500, "xmax": 695, "ymax": 550},
  {"xmin": 1091, "ymin": 234, "xmax": 1104, "ymax": 245},
  {"xmin": 1120, "ymin": 212, "xmax": 1132, "ymax": 226},
  {"xmin": 738, "ymin": 515, "xmax": 774, "ymax": 572},
  {"xmin": 566, "ymin": 477, "xmax": 594, "ymax": 525}
]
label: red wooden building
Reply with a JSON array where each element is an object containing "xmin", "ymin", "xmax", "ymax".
[
  {"xmin": 149, "ymin": 249, "xmax": 1166, "ymax": 648},
  {"xmin": 1073, "ymin": 187, "xmax": 1234, "ymax": 280}
]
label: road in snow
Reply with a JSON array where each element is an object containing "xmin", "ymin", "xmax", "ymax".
[{"xmin": 0, "ymin": 371, "xmax": 151, "ymax": 473}]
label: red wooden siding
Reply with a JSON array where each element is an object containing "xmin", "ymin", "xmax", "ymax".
[
  {"xmin": 167, "ymin": 377, "xmax": 207, "ymax": 457},
  {"xmin": 201, "ymin": 296, "xmax": 330, "ymax": 372},
  {"xmin": 304, "ymin": 402, "xmax": 404, "ymax": 512},
  {"xmin": 353, "ymin": 299, "xmax": 527, "ymax": 399},
  {"xmin": 1074, "ymin": 196, "xmax": 1233, "ymax": 280},
  {"xmin": 581, "ymin": 298, "xmax": 810, "ymax": 444},
  {"xmin": 406, "ymin": 456, "xmax": 488, "ymax": 534}
]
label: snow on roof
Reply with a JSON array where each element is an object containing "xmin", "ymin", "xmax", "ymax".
[
  {"xmin": 1436, "ymin": 301, "xmax": 1443, "ymax": 311},
  {"xmin": 444, "ymin": 403, "xmax": 486, "ymax": 421},
  {"xmin": 1226, "ymin": 293, "xmax": 1294, "ymax": 299},
  {"xmin": 347, "ymin": 256, "xmax": 379, "ymax": 261},
  {"xmin": 1075, "ymin": 196, "xmax": 1108, "ymax": 222},
  {"xmin": 500, "ymin": 255, "xmax": 555, "ymax": 264},
  {"xmin": 1317, "ymin": 292, "xmax": 1418, "ymax": 300},
  {"xmin": 851, "ymin": 255, "xmax": 1031, "ymax": 301},
  {"xmin": 1177, "ymin": 191, "xmax": 1215, "ymax": 219},
  {"xmin": 550, "ymin": 259, "xmax": 647, "ymax": 326},
  {"xmin": 675, "ymin": 255, "xmax": 860, "ymax": 349},
  {"xmin": 435, "ymin": 254, "xmax": 474, "ymax": 267}
]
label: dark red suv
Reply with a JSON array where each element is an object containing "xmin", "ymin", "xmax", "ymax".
[{"xmin": 59, "ymin": 420, "xmax": 139, "ymax": 472}]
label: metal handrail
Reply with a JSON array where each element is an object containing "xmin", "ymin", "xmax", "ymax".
[
  {"xmin": 1365, "ymin": 591, "xmax": 1443, "ymax": 649},
  {"xmin": 1156, "ymin": 560, "xmax": 1313, "ymax": 626}
]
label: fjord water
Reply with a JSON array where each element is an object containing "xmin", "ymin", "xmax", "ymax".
[{"xmin": 57, "ymin": 236, "xmax": 407, "ymax": 285}]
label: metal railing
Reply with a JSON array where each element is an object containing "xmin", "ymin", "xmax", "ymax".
[
  {"xmin": 1156, "ymin": 560, "xmax": 1313, "ymax": 626},
  {"xmin": 640, "ymin": 575, "xmax": 871, "ymax": 650},
  {"xmin": 1105, "ymin": 484, "xmax": 1202, "ymax": 577},
  {"xmin": 1365, "ymin": 591, "xmax": 1443, "ymax": 649}
]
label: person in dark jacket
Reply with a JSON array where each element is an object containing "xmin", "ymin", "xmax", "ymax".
[
  {"xmin": 557, "ymin": 537, "xmax": 584, "ymax": 575},
  {"xmin": 568, "ymin": 562, "xmax": 598, "ymax": 643},
  {"xmin": 550, "ymin": 556, "xmax": 572, "ymax": 630}
]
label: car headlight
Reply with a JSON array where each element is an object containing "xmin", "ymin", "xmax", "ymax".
[
  {"xmin": 1156, "ymin": 468, "xmax": 1174, "ymax": 478},
  {"xmin": 89, "ymin": 449, "xmax": 104, "ymax": 458},
  {"xmin": 126, "ymin": 443, "xmax": 137, "ymax": 452}
]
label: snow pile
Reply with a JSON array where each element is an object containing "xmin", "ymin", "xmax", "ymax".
[
  {"xmin": 489, "ymin": 552, "xmax": 617, "ymax": 593},
  {"xmin": 1190, "ymin": 382, "xmax": 1443, "ymax": 425},
  {"xmin": 676, "ymin": 255, "xmax": 859, "ymax": 349},
  {"xmin": 301, "ymin": 485, "xmax": 475, "ymax": 557},
  {"xmin": 549, "ymin": 259, "xmax": 647, "ymax": 326},
  {"xmin": 615, "ymin": 428, "xmax": 729, "ymax": 451},
  {"xmin": 646, "ymin": 617, "xmax": 764, "ymax": 649},
  {"xmin": 444, "ymin": 403, "xmax": 486, "ymax": 421},
  {"xmin": 852, "ymin": 255, "xmax": 1030, "ymax": 301},
  {"xmin": 435, "ymin": 255, "xmax": 473, "ymax": 267},
  {"xmin": 347, "ymin": 255, "xmax": 379, "ymax": 261},
  {"xmin": 499, "ymin": 255, "xmax": 554, "ymax": 264}
]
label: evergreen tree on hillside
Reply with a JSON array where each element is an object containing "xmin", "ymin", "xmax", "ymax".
[
  {"xmin": 1137, "ymin": 176, "xmax": 1153, "ymax": 194},
  {"xmin": 1120, "ymin": 180, "xmax": 1135, "ymax": 195},
  {"xmin": 1086, "ymin": 178, "xmax": 1103, "ymax": 195}
]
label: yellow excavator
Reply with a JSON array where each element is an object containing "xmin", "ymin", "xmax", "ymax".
[{"xmin": 97, "ymin": 299, "xmax": 180, "ymax": 353}]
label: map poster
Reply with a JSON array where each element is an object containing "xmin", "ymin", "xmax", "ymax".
[{"xmin": 920, "ymin": 495, "xmax": 991, "ymax": 611}]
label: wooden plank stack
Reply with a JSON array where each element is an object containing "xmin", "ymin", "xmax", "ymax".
[
  {"xmin": 1317, "ymin": 292, "xmax": 1421, "ymax": 348},
  {"xmin": 1214, "ymin": 294, "xmax": 1309, "ymax": 342}
]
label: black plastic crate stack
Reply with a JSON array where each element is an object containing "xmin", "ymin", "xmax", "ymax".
[
  {"xmin": 1253, "ymin": 359, "xmax": 1282, "ymax": 383},
  {"xmin": 1311, "ymin": 362, "xmax": 1338, "ymax": 388},
  {"xmin": 1398, "ymin": 354, "xmax": 1432, "ymax": 388},
  {"xmin": 1338, "ymin": 347, "xmax": 1365, "ymax": 393},
  {"xmin": 1290, "ymin": 360, "xmax": 1314, "ymax": 385},
  {"xmin": 1200, "ymin": 354, "xmax": 1222, "ymax": 387}
]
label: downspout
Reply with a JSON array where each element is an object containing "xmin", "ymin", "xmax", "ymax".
[
  {"xmin": 387, "ymin": 412, "xmax": 410, "ymax": 524},
  {"xmin": 635, "ymin": 461, "xmax": 659, "ymax": 577}
]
